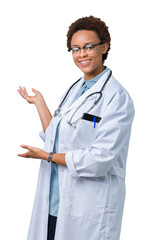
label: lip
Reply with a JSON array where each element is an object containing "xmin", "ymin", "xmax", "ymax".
[{"xmin": 78, "ymin": 59, "xmax": 92, "ymax": 66}]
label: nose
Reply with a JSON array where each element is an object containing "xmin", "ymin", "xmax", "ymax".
[{"xmin": 79, "ymin": 48, "xmax": 88, "ymax": 57}]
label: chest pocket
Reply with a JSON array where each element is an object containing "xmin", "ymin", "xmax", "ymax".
[{"xmin": 74, "ymin": 115, "xmax": 100, "ymax": 148}]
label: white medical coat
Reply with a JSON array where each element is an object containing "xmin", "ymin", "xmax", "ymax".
[{"xmin": 27, "ymin": 69, "xmax": 135, "ymax": 240}]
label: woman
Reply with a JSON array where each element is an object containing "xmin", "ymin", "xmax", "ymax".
[{"xmin": 18, "ymin": 16, "xmax": 135, "ymax": 240}]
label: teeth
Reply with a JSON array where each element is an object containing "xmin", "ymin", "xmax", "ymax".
[{"xmin": 80, "ymin": 60, "xmax": 90, "ymax": 63}]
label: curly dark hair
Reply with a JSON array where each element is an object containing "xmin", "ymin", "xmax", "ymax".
[{"xmin": 67, "ymin": 16, "xmax": 111, "ymax": 63}]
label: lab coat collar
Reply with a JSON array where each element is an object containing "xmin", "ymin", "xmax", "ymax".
[{"xmin": 62, "ymin": 68, "xmax": 112, "ymax": 116}]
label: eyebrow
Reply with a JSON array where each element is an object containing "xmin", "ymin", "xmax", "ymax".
[{"xmin": 71, "ymin": 42, "xmax": 95, "ymax": 47}]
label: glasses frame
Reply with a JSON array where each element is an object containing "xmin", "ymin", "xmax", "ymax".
[{"xmin": 68, "ymin": 42, "xmax": 104, "ymax": 55}]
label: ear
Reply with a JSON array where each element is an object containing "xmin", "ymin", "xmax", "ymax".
[{"xmin": 102, "ymin": 43, "xmax": 109, "ymax": 54}]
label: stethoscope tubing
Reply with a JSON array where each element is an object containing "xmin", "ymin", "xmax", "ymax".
[
  {"xmin": 58, "ymin": 78, "xmax": 81, "ymax": 109},
  {"xmin": 54, "ymin": 70, "xmax": 112, "ymax": 124}
]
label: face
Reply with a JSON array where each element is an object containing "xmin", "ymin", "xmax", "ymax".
[{"xmin": 71, "ymin": 30, "xmax": 109, "ymax": 81}]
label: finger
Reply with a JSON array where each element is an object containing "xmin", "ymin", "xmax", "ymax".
[
  {"xmin": 32, "ymin": 88, "xmax": 39, "ymax": 94},
  {"xmin": 17, "ymin": 152, "xmax": 30, "ymax": 158},
  {"xmin": 20, "ymin": 144, "xmax": 32, "ymax": 151},
  {"xmin": 18, "ymin": 153, "xmax": 26, "ymax": 157},
  {"xmin": 17, "ymin": 153, "xmax": 24, "ymax": 157},
  {"xmin": 23, "ymin": 87, "xmax": 29, "ymax": 98},
  {"xmin": 17, "ymin": 86, "xmax": 26, "ymax": 99}
]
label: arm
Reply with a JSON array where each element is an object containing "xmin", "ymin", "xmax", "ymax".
[
  {"xmin": 34, "ymin": 95, "xmax": 52, "ymax": 132},
  {"xmin": 17, "ymin": 87, "xmax": 52, "ymax": 132}
]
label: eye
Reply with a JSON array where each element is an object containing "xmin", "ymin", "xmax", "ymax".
[
  {"xmin": 72, "ymin": 47, "xmax": 80, "ymax": 52},
  {"xmin": 85, "ymin": 44, "xmax": 95, "ymax": 50}
]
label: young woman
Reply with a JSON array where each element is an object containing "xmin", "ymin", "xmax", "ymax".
[{"xmin": 18, "ymin": 16, "xmax": 135, "ymax": 240}]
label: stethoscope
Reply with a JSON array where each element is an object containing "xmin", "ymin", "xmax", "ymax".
[{"xmin": 53, "ymin": 70, "xmax": 112, "ymax": 128}]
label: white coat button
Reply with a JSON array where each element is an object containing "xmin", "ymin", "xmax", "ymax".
[{"xmin": 50, "ymin": 140, "xmax": 53, "ymax": 145}]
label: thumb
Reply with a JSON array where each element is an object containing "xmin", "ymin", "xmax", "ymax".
[
  {"xmin": 20, "ymin": 144, "xmax": 32, "ymax": 151},
  {"xmin": 32, "ymin": 88, "xmax": 39, "ymax": 94}
]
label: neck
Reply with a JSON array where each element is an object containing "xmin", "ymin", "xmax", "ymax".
[{"xmin": 84, "ymin": 65, "xmax": 105, "ymax": 81}]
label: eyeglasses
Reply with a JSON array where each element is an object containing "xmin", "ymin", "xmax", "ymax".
[{"xmin": 68, "ymin": 42, "xmax": 104, "ymax": 57}]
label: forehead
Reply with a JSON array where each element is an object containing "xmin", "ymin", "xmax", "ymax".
[{"xmin": 71, "ymin": 30, "xmax": 100, "ymax": 46}]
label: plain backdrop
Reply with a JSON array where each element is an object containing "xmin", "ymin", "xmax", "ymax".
[{"xmin": 0, "ymin": 0, "xmax": 152, "ymax": 239}]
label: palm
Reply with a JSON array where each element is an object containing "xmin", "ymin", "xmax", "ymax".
[
  {"xmin": 17, "ymin": 86, "xmax": 42, "ymax": 104},
  {"xmin": 18, "ymin": 145, "xmax": 45, "ymax": 159}
]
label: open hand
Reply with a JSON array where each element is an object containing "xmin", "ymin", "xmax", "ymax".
[
  {"xmin": 18, "ymin": 145, "xmax": 49, "ymax": 160},
  {"xmin": 17, "ymin": 87, "xmax": 43, "ymax": 105}
]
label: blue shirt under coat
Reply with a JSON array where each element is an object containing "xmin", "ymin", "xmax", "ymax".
[{"xmin": 49, "ymin": 67, "xmax": 109, "ymax": 216}]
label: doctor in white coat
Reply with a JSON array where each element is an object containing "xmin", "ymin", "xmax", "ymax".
[{"xmin": 18, "ymin": 16, "xmax": 135, "ymax": 240}]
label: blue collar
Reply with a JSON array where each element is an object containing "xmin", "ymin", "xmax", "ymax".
[{"xmin": 83, "ymin": 67, "xmax": 109, "ymax": 88}]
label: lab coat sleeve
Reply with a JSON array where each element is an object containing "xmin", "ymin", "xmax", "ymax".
[
  {"xmin": 65, "ymin": 93, "xmax": 135, "ymax": 178},
  {"xmin": 39, "ymin": 125, "xmax": 50, "ymax": 142}
]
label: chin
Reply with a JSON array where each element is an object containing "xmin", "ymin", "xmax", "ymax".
[
  {"xmin": 82, "ymin": 68, "xmax": 96, "ymax": 75},
  {"xmin": 79, "ymin": 67, "xmax": 95, "ymax": 75}
]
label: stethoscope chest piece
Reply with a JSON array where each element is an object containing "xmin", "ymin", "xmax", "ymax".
[{"xmin": 66, "ymin": 119, "xmax": 76, "ymax": 128}]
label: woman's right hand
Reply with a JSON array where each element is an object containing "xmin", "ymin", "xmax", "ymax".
[
  {"xmin": 17, "ymin": 86, "xmax": 52, "ymax": 132},
  {"xmin": 17, "ymin": 87, "xmax": 44, "ymax": 105}
]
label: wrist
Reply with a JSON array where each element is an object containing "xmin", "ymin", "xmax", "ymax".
[
  {"xmin": 43, "ymin": 151, "xmax": 49, "ymax": 161},
  {"xmin": 48, "ymin": 152, "xmax": 56, "ymax": 164},
  {"xmin": 35, "ymin": 96, "xmax": 45, "ymax": 107}
]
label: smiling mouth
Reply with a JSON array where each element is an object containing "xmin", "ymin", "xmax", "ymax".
[{"xmin": 78, "ymin": 59, "xmax": 92, "ymax": 64}]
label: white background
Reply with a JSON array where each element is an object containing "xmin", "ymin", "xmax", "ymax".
[{"xmin": 0, "ymin": 0, "xmax": 152, "ymax": 239}]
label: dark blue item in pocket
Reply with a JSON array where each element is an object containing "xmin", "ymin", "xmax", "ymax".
[{"xmin": 82, "ymin": 113, "xmax": 102, "ymax": 123}]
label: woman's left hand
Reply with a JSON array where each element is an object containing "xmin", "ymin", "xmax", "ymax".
[{"xmin": 18, "ymin": 145, "xmax": 49, "ymax": 160}]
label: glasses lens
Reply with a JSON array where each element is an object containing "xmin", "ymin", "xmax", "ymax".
[
  {"xmin": 71, "ymin": 47, "xmax": 80, "ymax": 57},
  {"xmin": 85, "ymin": 44, "xmax": 95, "ymax": 50},
  {"xmin": 84, "ymin": 44, "xmax": 96, "ymax": 54},
  {"xmin": 72, "ymin": 47, "xmax": 79, "ymax": 52}
]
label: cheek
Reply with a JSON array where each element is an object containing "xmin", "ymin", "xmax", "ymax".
[
  {"xmin": 94, "ymin": 53, "xmax": 103, "ymax": 63},
  {"xmin": 93, "ymin": 56, "xmax": 103, "ymax": 68}
]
